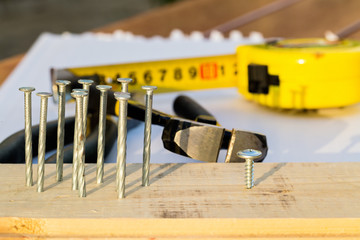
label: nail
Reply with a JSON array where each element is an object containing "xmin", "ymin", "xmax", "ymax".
[
  {"xmin": 78, "ymin": 79, "xmax": 93, "ymax": 138},
  {"xmin": 117, "ymin": 78, "xmax": 132, "ymax": 93},
  {"xmin": 237, "ymin": 149, "xmax": 262, "ymax": 189},
  {"xmin": 19, "ymin": 87, "xmax": 35, "ymax": 187},
  {"xmin": 141, "ymin": 86, "xmax": 157, "ymax": 187},
  {"xmin": 71, "ymin": 91, "xmax": 88, "ymax": 197},
  {"xmin": 71, "ymin": 89, "xmax": 88, "ymax": 190},
  {"xmin": 96, "ymin": 85, "xmax": 112, "ymax": 184},
  {"xmin": 36, "ymin": 92, "xmax": 53, "ymax": 192},
  {"xmin": 55, "ymin": 80, "xmax": 70, "ymax": 182},
  {"xmin": 114, "ymin": 91, "xmax": 131, "ymax": 198}
]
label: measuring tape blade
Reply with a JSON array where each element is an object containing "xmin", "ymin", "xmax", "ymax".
[
  {"xmin": 53, "ymin": 38, "xmax": 360, "ymax": 109},
  {"xmin": 52, "ymin": 54, "xmax": 238, "ymax": 94}
]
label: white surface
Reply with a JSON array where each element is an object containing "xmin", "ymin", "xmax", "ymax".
[{"xmin": 1, "ymin": 30, "xmax": 360, "ymax": 163}]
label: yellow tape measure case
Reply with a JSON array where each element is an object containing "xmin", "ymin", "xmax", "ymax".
[{"xmin": 236, "ymin": 38, "xmax": 360, "ymax": 109}]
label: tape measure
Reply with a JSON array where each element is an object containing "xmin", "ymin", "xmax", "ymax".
[{"xmin": 53, "ymin": 38, "xmax": 360, "ymax": 109}]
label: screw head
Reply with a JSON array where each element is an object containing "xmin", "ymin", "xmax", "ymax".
[
  {"xmin": 142, "ymin": 85, "xmax": 157, "ymax": 93},
  {"xmin": 78, "ymin": 79, "xmax": 94, "ymax": 85},
  {"xmin": 19, "ymin": 87, "xmax": 35, "ymax": 92},
  {"xmin": 117, "ymin": 78, "xmax": 133, "ymax": 84},
  {"xmin": 36, "ymin": 92, "xmax": 53, "ymax": 98},
  {"xmin": 237, "ymin": 149, "xmax": 262, "ymax": 160},
  {"xmin": 96, "ymin": 85, "xmax": 112, "ymax": 91},
  {"xmin": 56, "ymin": 80, "xmax": 71, "ymax": 86},
  {"xmin": 114, "ymin": 91, "xmax": 131, "ymax": 100},
  {"xmin": 71, "ymin": 91, "xmax": 88, "ymax": 98}
]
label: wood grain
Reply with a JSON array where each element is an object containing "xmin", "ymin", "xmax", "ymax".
[{"xmin": 0, "ymin": 162, "xmax": 359, "ymax": 238}]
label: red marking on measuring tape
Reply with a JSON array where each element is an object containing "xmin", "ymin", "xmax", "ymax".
[{"xmin": 200, "ymin": 63, "xmax": 218, "ymax": 80}]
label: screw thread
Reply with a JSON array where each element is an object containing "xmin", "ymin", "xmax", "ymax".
[
  {"xmin": 116, "ymin": 98, "xmax": 128, "ymax": 198},
  {"xmin": 96, "ymin": 91, "xmax": 108, "ymax": 184},
  {"xmin": 245, "ymin": 159, "xmax": 254, "ymax": 189},
  {"xmin": 72, "ymin": 121, "xmax": 79, "ymax": 190},
  {"xmin": 37, "ymin": 97, "xmax": 48, "ymax": 192},
  {"xmin": 82, "ymin": 85, "xmax": 90, "ymax": 138},
  {"xmin": 75, "ymin": 96, "xmax": 86, "ymax": 197},
  {"xmin": 56, "ymin": 87, "xmax": 66, "ymax": 181},
  {"xmin": 142, "ymin": 93, "xmax": 153, "ymax": 187},
  {"xmin": 24, "ymin": 92, "xmax": 33, "ymax": 187}
]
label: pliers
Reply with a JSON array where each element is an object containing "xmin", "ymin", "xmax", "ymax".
[
  {"xmin": 0, "ymin": 93, "xmax": 213, "ymax": 163},
  {"xmin": 0, "ymin": 86, "xmax": 268, "ymax": 163}
]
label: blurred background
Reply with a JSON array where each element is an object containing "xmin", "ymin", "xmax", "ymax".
[
  {"xmin": 2, "ymin": 0, "xmax": 360, "ymax": 75},
  {"xmin": 0, "ymin": 0, "xmax": 179, "ymax": 60}
]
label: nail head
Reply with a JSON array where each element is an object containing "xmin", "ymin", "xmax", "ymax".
[
  {"xmin": 117, "ymin": 78, "xmax": 133, "ymax": 84},
  {"xmin": 72, "ymin": 88, "xmax": 88, "ymax": 93},
  {"xmin": 71, "ymin": 92, "xmax": 88, "ymax": 98},
  {"xmin": 142, "ymin": 86, "xmax": 157, "ymax": 92},
  {"xmin": 56, "ymin": 80, "xmax": 71, "ymax": 86},
  {"xmin": 36, "ymin": 92, "xmax": 53, "ymax": 98},
  {"xmin": 96, "ymin": 85, "xmax": 112, "ymax": 91},
  {"xmin": 78, "ymin": 79, "xmax": 94, "ymax": 85},
  {"xmin": 19, "ymin": 87, "xmax": 35, "ymax": 92},
  {"xmin": 114, "ymin": 91, "xmax": 131, "ymax": 100}
]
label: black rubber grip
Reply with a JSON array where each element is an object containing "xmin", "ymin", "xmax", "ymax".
[
  {"xmin": 88, "ymin": 86, "xmax": 171, "ymax": 127},
  {"xmin": 45, "ymin": 118, "xmax": 141, "ymax": 163},
  {"xmin": 173, "ymin": 95, "xmax": 217, "ymax": 125},
  {"xmin": 0, "ymin": 117, "xmax": 75, "ymax": 163}
]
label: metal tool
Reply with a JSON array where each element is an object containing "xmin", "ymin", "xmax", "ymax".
[
  {"xmin": 173, "ymin": 95, "xmax": 266, "ymax": 164},
  {"xmin": 237, "ymin": 149, "xmax": 262, "ymax": 189},
  {"xmin": 72, "ymin": 91, "xmax": 88, "ymax": 197},
  {"xmin": 91, "ymin": 88, "xmax": 268, "ymax": 163},
  {"xmin": 96, "ymin": 85, "xmax": 112, "ymax": 184},
  {"xmin": 114, "ymin": 92, "xmax": 130, "ymax": 198},
  {"xmin": 142, "ymin": 86, "xmax": 157, "ymax": 186},
  {"xmin": 36, "ymin": 92, "xmax": 52, "ymax": 192},
  {"xmin": 51, "ymin": 84, "xmax": 267, "ymax": 163},
  {"xmin": 19, "ymin": 87, "xmax": 35, "ymax": 187},
  {"xmin": 55, "ymin": 80, "xmax": 71, "ymax": 182}
]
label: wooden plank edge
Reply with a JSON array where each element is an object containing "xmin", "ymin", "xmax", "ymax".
[
  {"xmin": 0, "ymin": 218, "xmax": 359, "ymax": 238},
  {"xmin": 0, "ymin": 54, "xmax": 24, "ymax": 86}
]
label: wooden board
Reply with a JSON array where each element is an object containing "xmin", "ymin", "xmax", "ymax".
[{"xmin": 0, "ymin": 162, "xmax": 359, "ymax": 238}]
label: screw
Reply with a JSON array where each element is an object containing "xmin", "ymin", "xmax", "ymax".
[
  {"xmin": 71, "ymin": 89, "xmax": 88, "ymax": 190},
  {"xmin": 55, "ymin": 80, "xmax": 70, "ymax": 182},
  {"xmin": 141, "ymin": 86, "xmax": 157, "ymax": 187},
  {"xmin": 114, "ymin": 91, "xmax": 131, "ymax": 198},
  {"xmin": 78, "ymin": 79, "xmax": 93, "ymax": 138},
  {"xmin": 71, "ymin": 91, "xmax": 88, "ymax": 197},
  {"xmin": 117, "ymin": 78, "xmax": 132, "ymax": 93},
  {"xmin": 19, "ymin": 87, "xmax": 35, "ymax": 187},
  {"xmin": 237, "ymin": 149, "xmax": 262, "ymax": 189},
  {"xmin": 36, "ymin": 92, "xmax": 53, "ymax": 192},
  {"xmin": 96, "ymin": 85, "xmax": 112, "ymax": 184}
]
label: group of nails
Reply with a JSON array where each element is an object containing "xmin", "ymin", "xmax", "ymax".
[{"xmin": 19, "ymin": 78, "xmax": 156, "ymax": 199}]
